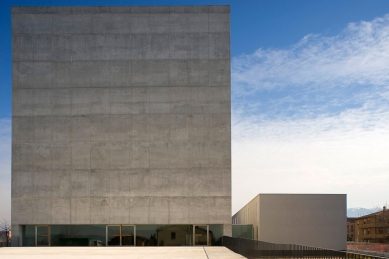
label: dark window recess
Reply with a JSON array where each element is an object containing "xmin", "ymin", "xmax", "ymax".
[{"xmin": 171, "ymin": 232, "xmax": 176, "ymax": 240}]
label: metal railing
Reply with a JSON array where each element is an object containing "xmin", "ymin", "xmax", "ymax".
[{"xmin": 222, "ymin": 236, "xmax": 387, "ymax": 259}]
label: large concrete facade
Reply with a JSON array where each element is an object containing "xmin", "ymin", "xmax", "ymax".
[
  {"xmin": 11, "ymin": 6, "xmax": 231, "ymax": 245},
  {"xmin": 232, "ymin": 194, "xmax": 347, "ymax": 250}
]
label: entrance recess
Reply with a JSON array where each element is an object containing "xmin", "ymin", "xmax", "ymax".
[
  {"xmin": 36, "ymin": 225, "xmax": 49, "ymax": 246},
  {"xmin": 193, "ymin": 225, "xmax": 209, "ymax": 246},
  {"xmin": 106, "ymin": 225, "xmax": 135, "ymax": 246}
]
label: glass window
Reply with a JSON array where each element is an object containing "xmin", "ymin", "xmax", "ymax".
[
  {"xmin": 232, "ymin": 225, "xmax": 253, "ymax": 239},
  {"xmin": 194, "ymin": 226, "xmax": 208, "ymax": 246},
  {"xmin": 121, "ymin": 225, "xmax": 135, "ymax": 246},
  {"xmin": 36, "ymin": 226, "xmax": 49, "ymax": 246},
  {"xmin": 208, "ymin": 225, "xmax": 223, "ymax": 246},
  {"xmin": 22, "ymin": 225, "xmax": 35, "ymax": 246},
  {"xmin": 136, "ymin": 225, "xmax": 158, "ymax": 246},
  {"xmin": 157, "ymin": 225, "xmax": 193, "ymax": 246},
  {"xmin": 107, "ymin": 225, "xmax": 120, "ymax": 246},
  {"xmin": 22, "ymin": 224, "xmax": 225, "ymax": 246},
  {"xmin": 136, "ymin": 225, "xmax": 193, "ymax": 246},
  {"xmin": 50, "ymin": 225, "xmax": 106, "ymax": 246}
]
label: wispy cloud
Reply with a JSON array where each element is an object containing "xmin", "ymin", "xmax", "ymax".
[
  {"xmin": 233, "ymin": 14, "xmax": 389, "ymax": 93},
  {"xmin": 231, "ymin": 15, "xmax": 389, "ymax": 213}
]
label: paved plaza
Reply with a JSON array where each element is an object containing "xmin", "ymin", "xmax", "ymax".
[{"xmin": 0, "ymin": 247, "xmax": 246, "ymax": 259}]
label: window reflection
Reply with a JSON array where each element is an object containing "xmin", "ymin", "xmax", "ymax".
[
  {"xmin": 22, "ymin": 224, "xmax": 223, "ymax": 246},
  {"xmin": 22, "ymin": 225, "xmax": 35, "ymax": 246},
  {"xmin": 195, "ymin": 226, "xmax": 208, "ymax": 245},
  {"xmin": 157, "ymin": 225, "xmax": 193, "ymax": 246},
  {"xmin": 208, "ymin": 225, "xmax": 223, "ymax": 246},
  {"xmin": 37, "ymin": 226, "xmax": 49, "ymax": 246},
  {"xmin": 107, "ymin": 225, "xmax": 120, "ymax": 246},
  {"xmin": 232, "ymin": 225, "xmax": 253, "ymax": 239},
  {"xmin": 50, "ymin": 225, "xmax": 106, "ymax": 246},
  {"xmin": 121, "ymin": 225, "xmax": 135, "ymax": 246},
  {"xmin": 136, "ymin": 225, "xmax": 158, "ymax": 246},
  {"xmin": 136, "ymin": 225, "xmax": 193, "ymax": 246}
]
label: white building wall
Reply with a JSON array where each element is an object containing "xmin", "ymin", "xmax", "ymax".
[{"xmin": 233, "ymin": 194, "xmax": 346, "ymax": 250}]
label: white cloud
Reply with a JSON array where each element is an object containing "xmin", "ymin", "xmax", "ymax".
[
  {"xmin": 233, "ymin": 14, "xmax": 389, "ymax": 94},
  {"xmin": 232, "ymin": 130, "xmax": 389, "ymax": 213},
  {"xmin": 231, "ymin": 15, "xmax": 389, "ymax": 214}
]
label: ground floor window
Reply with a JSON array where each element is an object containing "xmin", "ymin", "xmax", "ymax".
[
  {"xmin": 22, "ymin": 224, "xmax": 223, "ymax": 247},
  {"xmin": 231, "ymin": 225, "xmax": 253, "ymax": 239}
]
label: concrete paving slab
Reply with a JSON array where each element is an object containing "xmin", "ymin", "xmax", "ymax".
[{"xmin": 0, "ymin": 247, "xmax": 246, "ymax": 259}]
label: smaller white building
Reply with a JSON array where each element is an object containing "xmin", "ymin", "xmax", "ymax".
[{"xmin": 232, "ymin": 194, "xmax": 346, "ymax": 251}]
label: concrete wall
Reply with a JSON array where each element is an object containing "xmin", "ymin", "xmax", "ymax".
[
  {"xmin": 232, "ymin": 194, "xmax": 346, "ymax": 250},
  {"xmin": 11, "ymin": 5, "xmax": 231, "ymax": 243}
]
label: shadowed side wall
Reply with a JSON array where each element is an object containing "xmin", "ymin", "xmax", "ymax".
[{"xmin": 11, "ymin": 5, "xmax": 231, "ymax": 244}]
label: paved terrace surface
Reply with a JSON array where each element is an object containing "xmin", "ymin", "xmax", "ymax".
[{"xmin": 0, "ymin": 247, "xmax": 247, "ymax": 259}]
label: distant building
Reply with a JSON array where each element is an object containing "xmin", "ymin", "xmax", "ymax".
[
  {"xmin": 232, "ymin": 194, "xmax": 347, "ymax": 250},
  {"xmin": 347, "ymin": 218, "xmax": 356, "ymax": 241},
  {"xmin": 355, "ymin": 207, "xmax": 389, "ymax": 243}
]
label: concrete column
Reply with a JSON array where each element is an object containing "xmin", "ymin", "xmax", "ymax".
[{"xmin": 223, "ymin": 224, "xmax": 232, "ymax": 237}]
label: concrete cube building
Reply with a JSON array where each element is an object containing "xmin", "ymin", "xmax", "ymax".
[{"xmin": 11, "ymin": 5, "xmax": 231, "ymax": 246}]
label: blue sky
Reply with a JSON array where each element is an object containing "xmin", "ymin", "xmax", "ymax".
[{"xmin": 1, "ymin": 0, "xmax": 389, "ymax": 221}]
